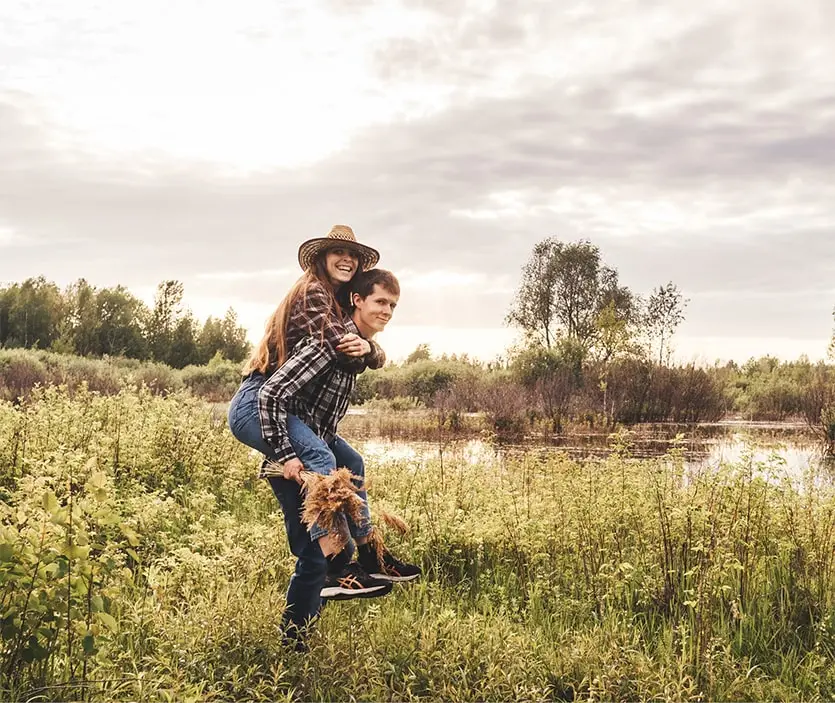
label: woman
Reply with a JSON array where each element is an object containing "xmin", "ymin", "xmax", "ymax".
[
  {"xmin": 227, "ymin": 226, "xmax": 400, "ymax": 649},
  {"xmin": 240, "ymin": 224, "xmax": 386, "ymax": 380}
]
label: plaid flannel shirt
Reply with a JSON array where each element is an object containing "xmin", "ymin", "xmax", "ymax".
[
  {"xmin": 257, "ymin": 334, "xmax": 356, "ymax": 476},
  {"xmin": 275, "ymin": 280, "xmax": 385, "ymax": 376},
  {"xmin": 256, "ymin": 282, "xmax": 384, "ymax": 476}
]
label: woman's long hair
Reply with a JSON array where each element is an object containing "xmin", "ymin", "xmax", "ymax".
[{"xmin": 242, "ymin": 254, "xmax": 358, "ymax": 376}]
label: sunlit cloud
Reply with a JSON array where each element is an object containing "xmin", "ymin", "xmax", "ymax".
[
  {"xmin": 195, "ymin": 269, "xmax": 293, "ymax": 282},
  {"xmin": 0, "ymin": 0, "xmax": 832, "ymax": 361}
]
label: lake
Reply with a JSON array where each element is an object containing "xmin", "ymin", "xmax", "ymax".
[{"xmin": 345, "ymin": 417, "xmax": 833, "ymax": 482}]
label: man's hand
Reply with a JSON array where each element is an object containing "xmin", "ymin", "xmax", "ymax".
[
  {"xmin": 283, "ymin": 458, "xmax": 305, "ymax": 485},
  {"xmin": 336, "ymin": 333, "xmax": 371, "ymax": 357}
]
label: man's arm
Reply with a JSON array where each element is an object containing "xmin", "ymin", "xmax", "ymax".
[
  {"xmin": 257, "ymin": 338, "xmax": 335, "ymax": 463},
  {"xmin": 365, "ymin": 339, "xmax": 386, "ymax": 369}
]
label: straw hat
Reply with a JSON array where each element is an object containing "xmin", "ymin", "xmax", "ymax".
[{"xmin": 297, "ymin": 225, "xmax": 380, "ymax": 272}]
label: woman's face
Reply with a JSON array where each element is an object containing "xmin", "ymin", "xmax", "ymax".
[{"xmin": 323, "ymin": 247, "xmax": 359, "ymax": 288}]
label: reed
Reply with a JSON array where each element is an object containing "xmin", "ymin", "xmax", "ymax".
[{"xmin": 1, "ymin": 386, "xmax": 834, "ymax": 701}]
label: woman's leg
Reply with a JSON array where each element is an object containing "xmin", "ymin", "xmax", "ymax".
[
  {"xmin": 286, "ymin": 416, "xmax": 372, "ymax": 550},
  {"xmin": 330, "ymin": 435, "xmax": 373, "ymax": 542},
  {"xmin": 227, "ymin": 374, "xmax": 274, "ymax": 455}
]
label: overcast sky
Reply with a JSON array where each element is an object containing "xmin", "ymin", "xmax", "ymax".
[{"xmin": 1, "ymin": 0, "xmax": 833, "ymax": 363}]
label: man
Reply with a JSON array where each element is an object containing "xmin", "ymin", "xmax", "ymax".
[{"xmin": 257, "ymin": 268, "xmax": 421, "ymax": 646}]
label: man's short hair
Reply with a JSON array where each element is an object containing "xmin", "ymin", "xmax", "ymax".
[{"xmin": 352, "ymin": 268, "xmax": 400, "ymax": 299}]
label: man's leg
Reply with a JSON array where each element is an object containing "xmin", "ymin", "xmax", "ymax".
[{"xmin": 268, "ymin": 476, "xmax": 328, "ymax": 648}]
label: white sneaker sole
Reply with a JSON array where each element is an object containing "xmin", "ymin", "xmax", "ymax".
[
  {"xmin": 320, "ymin": 583, "xmax": 388, "ymax": 600},
  {"xmin": 370, "ymin": 572, "xmax": 421, "ymax": 582}
]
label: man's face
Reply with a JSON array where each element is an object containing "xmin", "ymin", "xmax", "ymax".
[{"xmin": 353, "ymin": 284, "xmax": 399, "ymax": 333}]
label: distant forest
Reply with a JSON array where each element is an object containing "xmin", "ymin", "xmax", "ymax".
[{"xmin": 0, "ymin": 276, "xmax": 250, "ymax": 368}]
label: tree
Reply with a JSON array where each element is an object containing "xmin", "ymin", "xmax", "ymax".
[
  {"xmin": 644, "ymin": 282, "xmax": 688, "ymax": 365},
  {"xmin": 197, "ymin": 316, "xmax": 225, "ymax": 365},
  {"xmin": 59, "ymin": 278, "xmax": 100, "ymax": 356},
  {"xmin": 505, "ymin": 238, "xmax": 560, "ymax": 348},
  {"xmin": 147, "ymin": 280, "xmax": 185, "ymax": 364},
  {"xmin": 96, "ymin": 286, "xmax": 149, "ymax": 358},
  {"xmin": 828, "ymin": 306, "xmax": 834, "ymax": 360},
  {"xmin": 595, "ymin": 299, "xmax": 639, "ymax": 363},
  {"xmin": 197, "ymin": 309, "xmax": 249, "ymax": 364},
  {"xmin": 219, "ymin": 308, "xmax": 250, "ymax": 363},
  {"xmin": 406, "ymin": 343, "xmax": 431, "ymax": 364},
  {"xmin": 507, "ymin": 238, "xmax": 637, "ymax": 358},
  {"xmin": 0, "ymin": 286, "xmax": 14, "ymax": 346},
  {"xmin": 168, "ymin": 314, "xmax": 200, "ymax": 368},
  {"xmin": 1, "ymin": 277, "xmax": 63, "ymax": 349}
]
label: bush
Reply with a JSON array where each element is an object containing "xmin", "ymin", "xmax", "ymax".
[
  {"xmin": 0, "ymin": 350, "xmax": 48, "ymax": 401},
  {"xmin": 181, "ymin": 354, "xmax": 242, "ymax": 402}
]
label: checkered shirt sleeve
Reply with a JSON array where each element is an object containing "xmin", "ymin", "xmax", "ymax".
[
  {"xmin": 289, "ymin": 282, "xmax": 385, "ymax": 372},
  {"xmin": 257, "ymin": 337, "xmax": 336, "ymax": 465}
]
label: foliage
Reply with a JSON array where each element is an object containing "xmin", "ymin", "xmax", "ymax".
[
  {"xmin": 506, "ymin": 238, "xmax": 640, "ymax": 360},
  {"xmin": 643, "ymin": 282, "xmax": 688, "ymax": 365},
  {"xmin": 0, "ymin": 277, "xmax": 63, "ymax": 350},
  {"xmin": 0, "ymin": 277, "xmax": 250, "ymax": 369},
  {"xmin": 357, "ymin": 357, "xmax": 482, "ymax": 407},
  {"xmin": 0, "ymin": 349, "xmax": 246, "ymax": 404},
  {"xmin": 405, "ymin": 344, "xmax": 432, "ymax": 365},
  {"xmin": 2, "ymin": 388, "xmax": 835, "ymax": 701}
]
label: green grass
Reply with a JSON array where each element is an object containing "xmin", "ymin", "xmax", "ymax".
[{"xmin": 1, "ymin": 386, "xmax": 835, "ymax": 701}]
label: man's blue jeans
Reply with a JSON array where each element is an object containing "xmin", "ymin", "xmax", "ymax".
[{"xmin": 228, "ymin": 373, "xmax": 371, "ymax": 631}]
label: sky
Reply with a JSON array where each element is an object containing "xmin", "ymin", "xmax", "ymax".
[{"xmin": 1, "ymin": 0, "xmax": 833, "ymax": 364}]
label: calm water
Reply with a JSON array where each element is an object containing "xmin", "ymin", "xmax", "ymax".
[{"xmin": 354, "ymin": 423, "xmax": 832, "ymax": 481}]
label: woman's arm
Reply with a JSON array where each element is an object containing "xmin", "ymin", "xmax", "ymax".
[
  {"xmin": 291, "ymin": 281, "xmax": 385, "ymax": 371},
  {"xmin": 288, "ymin": 282, "xmax": 366, "ymax": 372}
]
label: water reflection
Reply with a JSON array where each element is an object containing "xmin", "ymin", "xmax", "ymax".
[{"xmin": 357, "ymin": 427, "xmax": 831, "ymax": 480}]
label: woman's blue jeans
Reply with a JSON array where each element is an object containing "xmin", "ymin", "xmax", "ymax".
[{"xmin": 228, "ymin": 372, "xmax": 371, "ymax": 631}]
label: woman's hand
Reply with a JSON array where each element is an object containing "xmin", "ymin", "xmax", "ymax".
[
  {"xmin": 283, "ymin": 458, "xmax": 305, "ymax": 485},
  {"xmin": 336, "ymin": 333, "xmax": 371, "ymax": 357}
]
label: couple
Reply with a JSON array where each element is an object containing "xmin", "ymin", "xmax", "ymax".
[{"xmin": 227, "ymin": 225, "xmax": 420, "ymax": 650}]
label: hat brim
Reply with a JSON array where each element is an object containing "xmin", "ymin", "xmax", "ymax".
[{"xmin": 298, "ymin": 238, "xmax": 380, "ymax": 272}]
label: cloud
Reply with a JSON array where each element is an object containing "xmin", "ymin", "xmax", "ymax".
[
  {"xmin": 195, "ymin": 269, "xmax": 293, "ymax": 282},
  {"xmin": 0, "ymin": 0, "xmax": 832, "ymax": 357}
]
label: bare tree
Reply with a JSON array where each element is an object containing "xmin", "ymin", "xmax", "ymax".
[
  {"xmin": 506, "ymin": 238, "xmax": 560, "ymax": 347},
  {"xmin": 644, "ymin": 282, "xmax": 688, "ymax": 366}
]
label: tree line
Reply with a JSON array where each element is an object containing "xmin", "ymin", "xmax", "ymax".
[{"xmin": 0, "ymin": 276, "xmax": 250, "ymax": 368}]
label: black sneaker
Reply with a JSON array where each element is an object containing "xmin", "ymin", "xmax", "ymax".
[
  {"xmin": 320, "ymin": 563, "xmax": 393, "ymax": 601},
  {"xmin": 360, "ymin": 548, "xmax": 422, "ymax": 583}
]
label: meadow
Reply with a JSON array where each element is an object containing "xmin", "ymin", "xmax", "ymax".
[{"xmin": 2, "ymin": 386, "xmax": 835, "ymax": 701}]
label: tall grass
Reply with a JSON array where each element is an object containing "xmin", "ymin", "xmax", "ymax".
[{"xmin": 1, "ymin": 387, "xmax": 834, "ymax": 700}]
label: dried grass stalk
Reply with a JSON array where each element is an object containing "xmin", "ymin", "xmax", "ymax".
[
  {"xmin": 299, "ymin": 468, "xmax": 366, "ymax": 550},
  {"xmin": 368, "ymin": 527, "xmax": 386, "ymax": 567},
  {"xmin": 368, "ymin": 512, "xmax": 409, "ymax": 566},
  {"xmin": 378, "ymin": 509, "xmax": 409, "ymax": 535}
]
